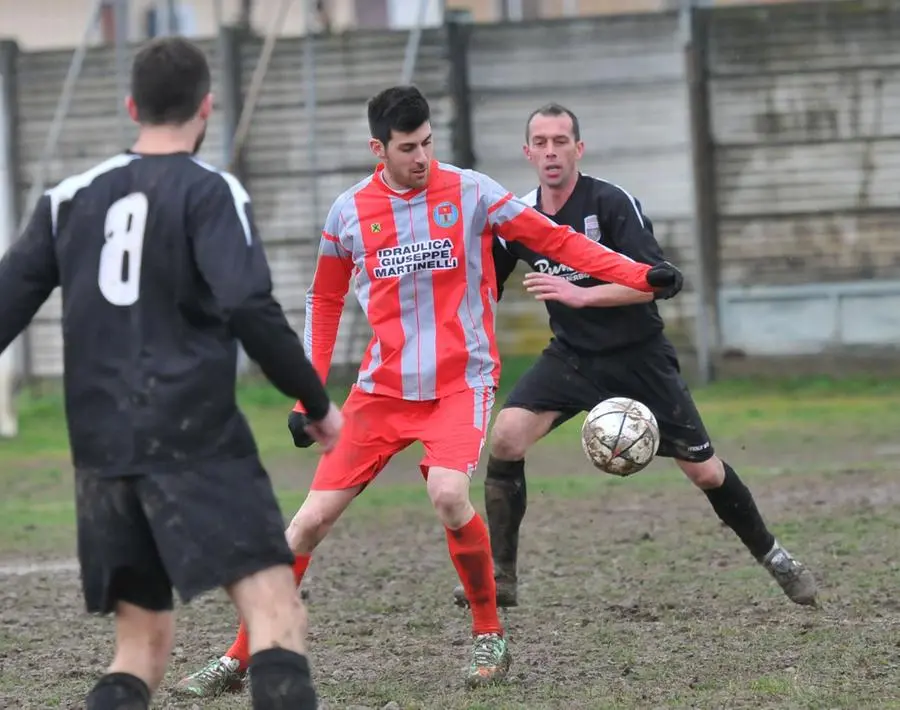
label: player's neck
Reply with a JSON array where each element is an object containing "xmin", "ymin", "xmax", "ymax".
[
  {"xmin": 380, "ymin": 167, "xmax": 412, "ymax": 194},
  {"xmin": 539, "ymin": 173, "xmax": 579, "ymax": 215},
  {"xmin": 131, "ymin": 126, "xmax": 198, "ymax": 156}
]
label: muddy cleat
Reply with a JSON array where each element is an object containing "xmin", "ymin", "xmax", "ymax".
[
  {"xmin": 453, "ymin": 575, "xmax": 518, "ymax": 608},
  {"xmin": 466, "ymin": 633, "xmax": 511, "ymax": 688},
  {"xmin": 173, "ymin": 655, "xmax": 246, "ymax": 698},
  {"xmin": 760, "ymin": 541, "xmax": 818, "ymax": 606}
]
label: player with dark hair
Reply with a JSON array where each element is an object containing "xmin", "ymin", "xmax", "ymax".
[
  {"xmin": 0, "ymin": 37, "xmax": 341, "ymax": 710},
  {"xmin": 451, "ymin": 102, "xmax": 819, "ymax": 611},
  {"xmin": 176, "ymin": 85, "xmax": 685, "ymax": 697}
]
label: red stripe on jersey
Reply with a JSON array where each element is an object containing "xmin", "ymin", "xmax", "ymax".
[
  {"xmin": 487, "ymin": 191, "xmax": 514, "ymax": 214},
  {"xmin": 425, "ymin": 166, "xmax": 469, "ymax": 390},
  {"xmin": 354, "ymin": 183, "xmax": 404, "ymax": 396}
]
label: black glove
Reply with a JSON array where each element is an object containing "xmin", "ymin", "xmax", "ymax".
[
  {"xmin": 646, "ymin": 261, "xmax": 683, "ymax": 300},
  {"xmin": 288, "ymin": 410, "xmax": 315, "ymax": 448}
]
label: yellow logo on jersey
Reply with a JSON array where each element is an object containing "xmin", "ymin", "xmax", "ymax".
[{"xmin": 371, "ymin": 223, "xmax": 382, "ymax": 233}]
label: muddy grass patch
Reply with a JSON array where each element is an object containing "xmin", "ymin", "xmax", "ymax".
[{"xmin": 1, "ymin": 467, "xmax": 898, "ymax": 709}]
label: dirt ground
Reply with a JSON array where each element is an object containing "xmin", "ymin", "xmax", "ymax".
[{"xmin": 1, "ymin": 428, "xmax": 899, "ymax": 710}]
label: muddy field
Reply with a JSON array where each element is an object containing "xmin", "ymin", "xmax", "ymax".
[{"xmin": 2, "ymin": 381, "xmax": 900, "ymax": 709}]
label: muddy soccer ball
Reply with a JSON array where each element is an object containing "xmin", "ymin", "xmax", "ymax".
[{"xmin": 581, "ymin": 397, "xmax": 660, "ymax": 476}]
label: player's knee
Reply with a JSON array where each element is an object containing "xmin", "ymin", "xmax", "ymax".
[
  {"xmin": 490, "ymin": 418, "xmax": 530, "ymax": 461},
  {"xmin": 286, "ymin": 508, "xmax": 329, "ymax": 554},
  {"xmin": 286, "ymin": 492, "xmax": 350, "ymax": 553},
  {"xmin": 426, "ymin": 470, "xmax": 471, "ymax": 525},
  {"xmin": 678, "ymin": 455, "xmax": 724, "ymax": 489}
]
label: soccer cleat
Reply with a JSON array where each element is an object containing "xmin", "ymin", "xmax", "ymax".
[
  {"xmin": 453, "ymin": 574, "xmax": 518, "ymax": 608},
  {"xmin": 173, "ymin": 655, "xmax": 246, "ymax": 698},
  {"xmin": 466, "ymin": 633, "xmax": 511, "ymax": 688},
  {"xmin": 760, "ymin": 541, "xmax": 818, "ymax": 606}
]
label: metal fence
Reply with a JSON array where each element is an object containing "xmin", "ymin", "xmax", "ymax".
[{"xmin": 0, "ymin": 0, "xmax": 898, "ymax": 386}]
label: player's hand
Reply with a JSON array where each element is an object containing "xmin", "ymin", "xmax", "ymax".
[
  {"xmin": 288, "ymin": 410, "xmax": 315, "ymax": 448},
  {"xmin": 646, "ymin": 261, "xmax": 683, "ymax": 300},
  {"xmin": 523, "ymin": 272, "xmax": 587, "ymax": 308},
  {"xmin": 288, "ymin": 403, "xmax": 343, "ymax": 452}
]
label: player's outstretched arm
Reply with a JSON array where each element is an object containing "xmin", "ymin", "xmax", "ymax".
[
  {"xmin": 523, "ymin": 273, "xmax": 653, "ymax": 308},
  {"xmin": 189, "ymin": 172, "xmax": 331, "ymax": 421},
  {"xmin": 481, "ymin": 175, "xmax": 682, "ymax": 298},
  {"xmin": 0, "ymin": 195, "xmax": 59, "ymax": 353}
]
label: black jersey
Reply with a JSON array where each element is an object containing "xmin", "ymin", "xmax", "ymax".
[
  {"xmin": 493, "ymin": 173, "xmax": 666, "ymax": 354},
  {"xmin": 0, "ymin": 152, "xmax": 329, "ymax": 476}
]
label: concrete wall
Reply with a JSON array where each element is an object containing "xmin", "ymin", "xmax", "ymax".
[
  {"xmin": 1, "ymin": 0, "xmax": 898, "ymax": 379},
  {"xmin": 465, "ymin": 13, "xmax": 698, "ymax": 355},
  {"xmin": 705, "ymin": 1, "xmax": 900, "ymax": 355}
]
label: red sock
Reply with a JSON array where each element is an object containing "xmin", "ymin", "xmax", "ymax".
[
  {"xmin": 225, "ymin": 554, "xmax": 311, "ymax": 669},
  {"xmin": 446, "ymin": 514, "xmax": 503, "ymax": 637}
]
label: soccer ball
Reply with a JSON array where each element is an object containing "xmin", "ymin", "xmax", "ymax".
[{"xmin": 581, "ymin": 397, "xmax": 660, "ymax": 476}]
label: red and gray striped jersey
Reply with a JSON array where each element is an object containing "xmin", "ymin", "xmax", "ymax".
[{"xmin": 297, "ymin": 160, "xmax": 653, "ymax": 404}]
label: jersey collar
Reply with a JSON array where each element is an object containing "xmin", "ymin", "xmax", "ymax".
[
  {"xmin": 535, "ymin": 172, "xmax": 585, "ymax": 215},
  {"xmin": 372, "ymin": 161, "xmax": 437, "ymax": 200}
]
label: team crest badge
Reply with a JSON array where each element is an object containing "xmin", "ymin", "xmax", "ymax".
[
  {"xmin": 584, "ymin": 214, "xmax": 601, "ymax": 241},
  {"xmin": 433, "ymin": 201, "xmax": 459, "ymax": 229},
  {"xmin": 370, "ymin": 223, "xmax": 381, "ymax": 233}
]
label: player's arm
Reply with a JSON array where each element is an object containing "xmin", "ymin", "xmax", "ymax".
[
  {"xmin": 480, "ymin": 175, "xmax": 664, "ymax": 294},
  {"xmin": 0, "ymin": 195, "xmax": 60, "ymax": 353},
  {"xmin": 525, "ymin": 188, "xmax": 675, "ymax": 307},
  {"xmin": 566, "ymin": 188, "xmax": 670, "ymax": 306},
  {"xmin": 188, "ymin": 173, "xmax": 331, "ymax": 421},
  {"xmin": 285, "ymin": 205, "xmax": 353, "ymax": 448},
  {"xmin": 492, "ymin": 236, "xmax": 519, "ymax": 301},
  {"xmin": 524, "ymin": 273, "xmax": 653, "ymax": 308},
  {"xmin": 292, "ymin": 202, "xmax": 354, "ymax": 415}
]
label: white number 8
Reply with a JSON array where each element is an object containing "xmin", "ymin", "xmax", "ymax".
[{"xmin": 99, "ymin": 192, "xmax": 148, "ymax": 306}]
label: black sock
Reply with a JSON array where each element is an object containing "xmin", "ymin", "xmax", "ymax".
[
  {"xmin": 484, "ymin": 456, "xmax": 527, "ymax": 579},
  {"xmin": 249, "ymin": 648, "xmax": 318, "ymax": 710},
  {"xmin": 85, "ymin": 672, "xmax": 150, "ymax": 710},
  {"xmin": 703, "ymin": 461, "xmax": 775, "ymax": 560}
]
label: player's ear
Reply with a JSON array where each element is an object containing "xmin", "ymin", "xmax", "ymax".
[
  {"xmin": 575, "ymin": 140, "xmax": 585, "ymax": 160},
  {"xmin": 369, "ymin": 137, "xmax": 386, "ymax": 160},
  {"xmin": 125, "ymin": 95, "xmax": 140, "ymax": 123},
  {"xmin": 198, "ymin": 93, "xmax": 213, "ymax": 121}
]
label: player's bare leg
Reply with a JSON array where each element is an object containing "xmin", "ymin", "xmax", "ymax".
[
  {"xmin": 453, "ymin": 408, "xmax": 558, "ymax": 609},
  {"xmin": 428, "ymin": 466, "xmax": 511, "ymax": 687},
  {"xmin": 226, "ymin": 564, "xmax": 318, "ymax": 708},
  {"xmin": 680, "ymin": 455, "xmax": 818, "ymax": 606},
  {"xmin": 85, "ymin": 603, "xmax": 174, "ymax": 709},
  {"xmin": 175, "ymin": 489, "xmax": 359, "ymax": 699}
]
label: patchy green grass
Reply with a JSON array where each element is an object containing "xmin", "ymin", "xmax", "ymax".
[
  {"xmin": 2, "ymin": 368, "xmax": 900, "ymax": 557},
  {"xmin": 1, "ymin": 370, "xmax": 900, "ymax": 708}
]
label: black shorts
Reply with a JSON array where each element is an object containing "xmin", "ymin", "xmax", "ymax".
[
  {"xmin": 504, "ymin": 335, "xmax": 714, "ymax": 463},
  {"xmin": 75, "ymin": 456, "xmax": 293, "ymax": 615}
]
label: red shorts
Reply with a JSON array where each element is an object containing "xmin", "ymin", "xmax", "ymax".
[{"xmin": 310, "ymin": 386, "xmax": 496, "ymax": 491}]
